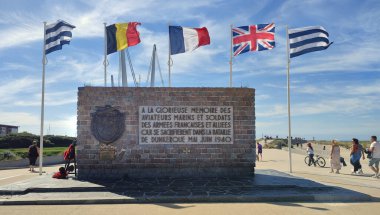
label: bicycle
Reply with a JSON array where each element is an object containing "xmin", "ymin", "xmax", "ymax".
[{"xmin": 304, "ymin": 155, "xmax": 326, "ymax": 167}]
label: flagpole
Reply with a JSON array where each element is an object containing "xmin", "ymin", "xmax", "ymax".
[
  {"xmin": 103, "ymin": 22, "xmax": 107, "ymax": 87},
  {"xmin": 168, "ymin": 24, "xmax": 172, "ymax": 87},
  {"xmin": 39, "ymin": 21, "xmax": 47, "ymax": 176},
  {"xmin": 286, "ymin": 25, "xmax": 293, "ymax": 173},
  {"xmin": 229, "ymin": 24, "xmax": 233, "ymax": 88}
]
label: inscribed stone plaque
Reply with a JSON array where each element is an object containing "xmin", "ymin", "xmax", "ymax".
[
  {"xmin": 99, "ymin": 144, "xmax": 116, "ymax": 160},
  {"xmin": 139, "ymin": 106, "xmax": 233, "ymax": 144}
]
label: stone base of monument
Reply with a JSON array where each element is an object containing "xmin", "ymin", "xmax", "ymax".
[
  {"xmin": 0, "ymin": 170, "xmax": 371, "ymax": 204},
  {"xmin": 77, "ymin": 87, "xmax": 256, "ymax": 180},
  {"xmin": 77, "ymin": 166, "xmax": 255, "ymax": 180}
]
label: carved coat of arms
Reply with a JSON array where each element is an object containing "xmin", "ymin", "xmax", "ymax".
[{"xmin": 91, "ymin": 105, "xmax": 125, "ymax": 144}]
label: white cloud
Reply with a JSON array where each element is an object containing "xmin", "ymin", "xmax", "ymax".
[
  {"xmin": 46, "ymin": 115, "xmax": 77, "ymax": 136},
  {"xmin": 294, "ymin": 80, "xmax": 380, "ymax": 96},
  {"xmin": 256, "ymin": 94, "xmax": 271, "ymax": 100},
  {"xmin": 0, "ymin": 112, "xmax": 77, "ymax": 136},
  {"xmin": 0, "ymin": 77, "xmax": 40, "ymax": 104},
  {"xmin": 0, "ymin": 0, "xmax": 222, "ymax": 51},
  {"xmin": 0, "ymin": 12, "xmax": 42, "ymax": 49},
  {"xmin": 1, "ymin": 0, "xmax": 380, "ymax": 139},
  {"xmin": 13, "ymin": 90, "xmax": 77, "ymax": 107},
  {"xmin": 257, "ymin": 96, "xmax": 380, "ymax": 118},
  {"xmin": 0, "ymin": 62, "xmax": 36, "ymax": 72},
  {"xmin": 0, "ymin": 111, "xmax": 39, "ymax": 127},
  {"xmin": 256, "ymin": 121, "xmax": 282, "ymax": 128}
]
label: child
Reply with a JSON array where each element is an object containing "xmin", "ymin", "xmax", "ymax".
[
  {"xmin": 257, "ymin": 142, "xmax": 263, "ymax": 161},
  {"xmin": 52, "ymin": 167, "xmax": 68, "ymax": 179}
]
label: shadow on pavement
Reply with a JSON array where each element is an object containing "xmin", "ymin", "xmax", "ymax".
[
  {"xmin": 65, "ymin": 169, "xmax": 371, "ymax": 202},
  {"xmin": 0, "ymin": 169, "xmax": 373, "ymax": 204},
  {"xmin": 154, "ymin": 203, "xmax": 195, "ymax": 209},
  {"xmin": 272, "ymin": 202, "xmax": 329, "ymax": 211}
]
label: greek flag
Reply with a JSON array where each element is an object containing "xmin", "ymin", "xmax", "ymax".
[
  {"xmin": 45, "ymin": 20, "xmax": 75, "ymax": 54},
  {"xmin": 288, "ymin": 26, "xmax": 332, "ymax": 58}
]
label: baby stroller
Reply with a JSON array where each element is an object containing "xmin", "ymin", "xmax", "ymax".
[{"xmin": 64, "ymin": 140, "xmax": 77, "ymax": 176}]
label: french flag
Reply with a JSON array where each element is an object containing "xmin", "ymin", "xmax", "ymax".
[{"xmin": 169, "ymin": 26, "xmax": 211, "ymax": 55}]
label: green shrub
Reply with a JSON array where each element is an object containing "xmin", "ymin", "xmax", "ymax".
[
  {"xmin": 0, "ymin": 151, "xmax": 17, "ymax": 161},
  {"xmin": 264, "ymin": 139, "xmax": 287, "ymax": 149},
  {"xmin": 0, "ymin": 132, "xmax": 75, "ymax": 149},
  {"xmin": 14, "ymin": 151, "xmax": 29, "ymax": 159}
]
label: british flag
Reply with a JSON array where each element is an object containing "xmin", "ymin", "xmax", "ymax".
[{"xmin": 232, "ymin": 23, "xmax": 275, "ymax": 56}]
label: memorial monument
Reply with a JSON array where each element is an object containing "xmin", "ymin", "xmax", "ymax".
[{"xmin": 77, "ymin": 87, "xmax": 255, "ymax": 179}]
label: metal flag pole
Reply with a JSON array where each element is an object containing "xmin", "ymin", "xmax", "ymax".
[
  {"xmin": 229, "ymin": 24, "xmax": 233, "ymax": 88},
  {"xmin": 168, "ymin": 24, "xmax": 172, "ymax": 87},
  {"xmin": 286, "ymin": 25, "xmax": 293, "ymax": 173},
  {"xmin": 39, "ymin": 21, "xmax": 47, "ymax": 175},
  {"xmin": 150, "ymin": 44, "xmax": 156, "ymax": 87},
  {"xmin": 119, "ymin": 49, "xmax": 127, "ymax": 87},
  {"xmin": 103, "ymin": 22, "xmax": 108, "ymax": 87}
]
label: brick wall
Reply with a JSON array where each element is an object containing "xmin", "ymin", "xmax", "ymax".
[{"xmin": 77, "ymin": 87, "xmax": 256, "ymax": 179}]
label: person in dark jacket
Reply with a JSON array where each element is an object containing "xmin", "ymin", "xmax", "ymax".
[{"xmin": 28, "ymin": 140, "xmax": 39, "ymax": 172}]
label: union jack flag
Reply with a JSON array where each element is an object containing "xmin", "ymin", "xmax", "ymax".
[{"xmin": 232, "ymin": 23, "xmax": 275, "ymax": 56}]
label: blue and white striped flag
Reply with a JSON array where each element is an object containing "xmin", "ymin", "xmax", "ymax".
[
  {"xmin": 45, "ymin": 20, "xmax": 75, "ymax": 55},
  {"xmin": 288, "ymin": 26, "xmax": 332, "ymax": 58}
]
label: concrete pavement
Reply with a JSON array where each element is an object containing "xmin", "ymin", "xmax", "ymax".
[
  {"xmin": 2, "ymin": 167, "xmax": 369, "ymax": 204},
  {"xmin": 0, "ymin": 202, "xmax": 379, "ymax": 215},
  {"xmin": 0, "ymin": 147, "xmax": 378, "ymax": 206},
  {"xmin": 256, "ymin": 148, "xmax": 380, "ymax": 199},
  {"xmin": 0, "ymin": 165, "xmax": 62, "ymax": 186},
  {"xmin": 0, "ymin": 148, "xmax": 376, "ymax": 205}
]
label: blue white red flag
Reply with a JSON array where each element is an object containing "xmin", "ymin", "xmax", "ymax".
[
  {"xmin": 169, "ymin": 26, "xmax": 210, "ymax": 55},
  {"xmin": 232, "ymin": 23, "xmax": 275, "ymax": 56}
]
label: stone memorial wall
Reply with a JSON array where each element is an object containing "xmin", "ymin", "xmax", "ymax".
[{"xmin": 77, "ymin": 87, "xmax": 255, "ymax": 179}]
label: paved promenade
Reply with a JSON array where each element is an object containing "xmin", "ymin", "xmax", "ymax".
[
  {"xmin": 0, "ymin": 148, "xmax": 378, "ymax": 205},
  {"xmin": 262, "ymin": 148, "xmax": 380, "ymax": 199},
  {"xmin": 0, "ymin": 148, "xmax": 379, "ymax": 214}
]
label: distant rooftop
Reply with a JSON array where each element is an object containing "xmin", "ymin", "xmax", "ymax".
[{"xmin": 0, "ymin": 124, "xmax": 19, "ymax": 128}]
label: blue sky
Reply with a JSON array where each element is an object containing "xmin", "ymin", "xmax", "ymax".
[{"xmin": 0, "ymin": 0, "xmax": 379, "ymax": 140}]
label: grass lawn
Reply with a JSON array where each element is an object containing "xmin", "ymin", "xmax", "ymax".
[{"xmin": 0, "ymin": 147, "xmax": 66, "ymax": 160}]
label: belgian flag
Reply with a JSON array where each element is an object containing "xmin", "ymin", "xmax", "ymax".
[{"xmin": 106, "ymin": 22, "xmax": 141, "ymax": 55}]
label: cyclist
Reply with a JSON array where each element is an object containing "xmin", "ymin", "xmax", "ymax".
[{"xmin": 306, "ymin": 142, "xmax": 316, "ymax": 167}]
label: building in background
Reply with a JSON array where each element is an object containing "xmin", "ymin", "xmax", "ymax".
[{"xmin": 0, "ymin": 124, "xmax": 19, "ymax": 136}]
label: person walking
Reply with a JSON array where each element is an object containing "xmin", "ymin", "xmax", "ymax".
[
  {"xmin": 330, "ymin": 140, "xmax": 341, "ymax": 174},
  {"xmin": 28, "ymin": 140, "xmax": 39, "ymax": 172},
  {"xmin": 257, "ymin": 142, "xmax": 263, "ymax": 161},
  {"xmin": 306, "ymin": 142, "xmax": 316, "ymax": 166},
  {"xmin": 368, "ymin": 136, "xmax": 380, "ymax": 178},
  {"xmin": 350, "ymin": 138, "xmax": 365, "ymax": 175}
]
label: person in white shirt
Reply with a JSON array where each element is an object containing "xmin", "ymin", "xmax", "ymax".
[
  {"xmin": 368, "ymin": 136, "xmax": 380, "ymax": 178},
  {"xmin": 306, "ymin": 142, "xmax": 316, "ymax": 167}
]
